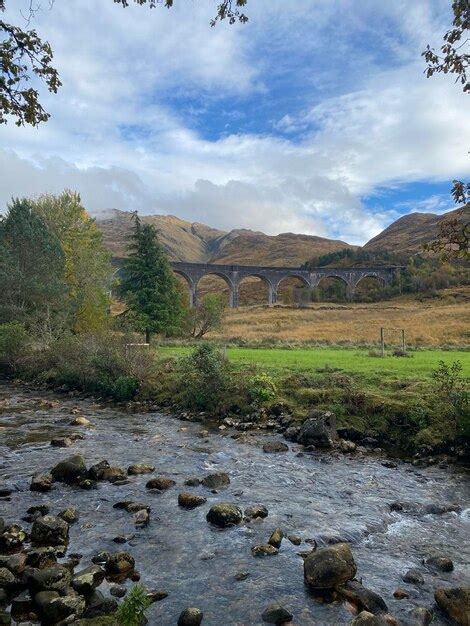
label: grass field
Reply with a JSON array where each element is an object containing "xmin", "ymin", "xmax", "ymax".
[{"xmin": 159, "ymin": 345, "xmax": 470, "ymax": 379}]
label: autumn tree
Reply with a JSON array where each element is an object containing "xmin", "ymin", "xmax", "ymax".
[{"xmin": 188, "ymin": 293, "xmax": 226, "ymax": 338}]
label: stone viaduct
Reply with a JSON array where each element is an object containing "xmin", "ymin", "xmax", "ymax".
[{"xmin": 171, "ymin": 262, "xmax": 398, "ymax": 308}]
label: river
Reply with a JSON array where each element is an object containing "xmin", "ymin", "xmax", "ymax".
[{"xmin": 0, "ymin": 382, "xmax": 468, "ymax": 625}]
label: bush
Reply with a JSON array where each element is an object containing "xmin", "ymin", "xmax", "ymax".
[
  {"xmin": 247, "ymin": 372, "xmax": 277, "ymax": 404},
  {"xmin": 116, "ymin": 584, "xmax": 151, "ymax": 626},
  {"xmin": 431, "ymin": 360, "xmax": 469, "ymax": 438},
  {"xmin": 111, "ymin": 375, "xmax": 140, "ymax": 402},
  {"xmin": 0, "ymin": 322, "xmax": 29, "ymax": 371}
]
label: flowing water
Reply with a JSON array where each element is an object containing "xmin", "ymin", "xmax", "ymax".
[{"xmin": 0, "ymin": 381, "xmax": 469, "ymax": 625}]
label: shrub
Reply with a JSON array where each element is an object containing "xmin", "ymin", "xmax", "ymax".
[
  {"xmin": 431, "ymin": 360, "xmax": 469, "ymax": 438},
  {"xmin": 111, "ymin": 375, "xmax": 140, "ymax": 401},
  {"xmin": 247, "ymin": 372, "xmax": 277, "ymax": 404},
  {"xmin": 116, "ymin": 584, "xmax": 151, "ymax": 626},
  {"xmin": 0, "ymin": 322, "xmax": 29, "ymax": 371}
]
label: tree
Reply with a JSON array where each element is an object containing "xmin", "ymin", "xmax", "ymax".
[
  {"xmin": 423, "ymin": 207, "xmax": 469, "ymax": 260},
  {"xmin": 0, "ymin": 197, "xmax": 69, "ymax": 338},
  {"xmin": 120, "ymin": 213, "xmax": 185, "ymax": 342},
  {"xmin": 0, "ymin": 0, "xmax": 248, "ymax": 127},
  {"xmin": 188, "ymin": 293, "xmax": 226, "ymax": 338},
  {"xmin": 30, "ymin": 191, "xmax": 113, "ymax": 332}
]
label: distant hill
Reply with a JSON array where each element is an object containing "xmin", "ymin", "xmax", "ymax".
[{"xmin": 364, "ymin": 205, "xmax": 470, "ymax": 255}]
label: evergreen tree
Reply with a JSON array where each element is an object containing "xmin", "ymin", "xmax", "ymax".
[
  {"xmin": 0, "ymin": 198, "xmax": 68, "ymax": 338},
  {"xmin": 120, "ymin": 213, "xmax": 185, "ymax": 342}
]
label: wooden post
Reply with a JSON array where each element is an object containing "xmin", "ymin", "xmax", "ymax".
[
  {"xmin": 402, "ymin": 329, "xmax": 406, "ymax": 355},
  {"xmin": 380, "ymin": 327, "xmax": 385, "ymax": 357}
]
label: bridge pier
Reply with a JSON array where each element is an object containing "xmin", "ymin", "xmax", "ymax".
[
  {"xmin": 189, "ymin": 286, "xmax": 198, "ymax": 308},
  {"xmin": 268, "ymin": 284, "xmax": 277, "ymax": 306}
]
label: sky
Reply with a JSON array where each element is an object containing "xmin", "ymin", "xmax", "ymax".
[{"xmin": 0, "ymin": 0, "xmax": 469, "ymax": 244}]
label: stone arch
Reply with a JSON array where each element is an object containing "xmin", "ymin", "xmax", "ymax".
[
  {"xmin": 315, "ymin": 274, "xmax": 349, "ymax": 302},
  {"xmin": 237, "ymin": 273, "xmax": 276, "ymax": 306},
  {"xmin": 275, "ymin": 273, "xmax": 311, "ymax": 306},
  {"xmin": 172, "ymin": 269, "xmax": 196, "ymax": 307},
  {"xmin": 195, "ymin": 271, "xmax": 237, "ymax": 308},
  {"xmin": 353, "ymin": 273, "xmax": 386, "ymax": 302}
]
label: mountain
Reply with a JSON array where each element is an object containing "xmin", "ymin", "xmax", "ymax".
[
  {"xmin": 364, "ymin": 205, "xmax": 469, "ymax": 255},
  {"xmin": 97, "ymin": 210, "xmax": 354, "ymax": 266}
]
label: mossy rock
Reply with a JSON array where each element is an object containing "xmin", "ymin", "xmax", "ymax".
[{"xmin": 72, "ymin": 616, "xmax": 117, "ymax": 626}]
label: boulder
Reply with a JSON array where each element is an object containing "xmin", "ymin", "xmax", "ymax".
[
  {"xmin": 51, "ymin": 455, "xmax": 87, "ymax": 483},
  {"xmin": 41, "ymin": 593, "xmax": 86, "ymax": 622},
  {"xmin": 10, "ymin": 591, "xmax": 35, "ymax": 622},
  {"xmin": 393, "ymin": 589, "xmax": 409, "ymax": 599},
  {"xmin": 261, "ymin": 603, "xmax": 293, "ymax": 624},
  {"xmin": 69, "ymin": 416, "xmax": 91, "ymax": 426},
  {"xmin": 134, "ymin": 509, "xmax": 150, "ymax": 528},
  {"xmin": 283, "ymin": 426, "xmax": 299, "ymax": 442},
  {"xmin": 25, "ymin": 547, "xmax": 57, "ymax": 569},
  {"xmin": 434, "ymin": 586, "xmax": 470, "ymax": 626},
  {"xmin": 298, "ymin": 411, "xmax": 337, "ymax": 449},
  {"xmin": 185, "ymin": 477, "xmax": 201, "ymax": 487},
  {"xmin": 408, "ymin": 607, "xmax": 433, "ymax": 626},
  {"xmin": 206, "ymin": 503, "xmax": 243, "ymax": 527},
  {"xmin": 304, "ymin": 543, "xmax": 356, "ymax": 589},
  {"xmin": 201, "ymin": 472, "xmax": 230, "ymax": 489},
  {"xmin": 251, "ymin": 544, "xmax": 278, "ymax": 557},
  {"xmin": 31, "ymin": 515, "xmax": 69, "ymax": 546},
  {"xmin": 28, "ymin": 565, "xmax": 72, "ymax": 593},
  {"xmin": 127, "ymin": 464, "xmax": 155, "ymax": 475},
  {"xmin": 268, "ymin": 528, "xmax": 283, "ymax": 549},
  {"xmin": 287, "ymin": 534, "xmax": 302, "ymax": 546},
  {"xmin": 425, "ymin": 555, "xmax": 453, "ymax": 572},
  {"xmin": 81, "ymin": 590, "xmax": 118, "ymax": 619},
  {"xmin": 88, "ymin": 460, "xmax": 111, "ymax": 481},
  {"xmin": 0, "ymin": 567, "xmax": 18, "ymax": 589},
  {"xmin": 30, "ymin": 472, "xmax": 53, "ymax": 492},
  {"xmin": 350, "ymin": 612, "xmax": 390, "ymax": 626},
  {"xmin": 59, "ymin": 507, "xmax": 79, "ymax": 524},
  {"xmin": 178, "ymin": 493, "xmax": 207, "ymax": 509},
  {"xmin": 0, "ymin": 523, "xmax": 26, "ymax": 552},
  {"xmin": 336, "ymin": 580, "xmax": 387, "ymax": 614},
  {"xmin": 263, "ymin": 441, "xmax": 289, "ymax": 453},
  {"xmin": 245, "ymin": 505, "xmax": 269, "ymax": 520},
  {"xmin": 104, "ymin": 552, "xmax": 135, "ymax": 576},
  {"xmin": 177, "ymin": 607, "xmax": 203, "ymax": 626},
  {"xmin": 145, "ymin": 476, "xmax": 176, "ymax": 490},
  {"xmin": 402, "ymin": 568, "xmax": 424, "ymax": 584},
  {"xmin": 50, "ymin": 437, "xmax": 73, "ymax": 448},
  {"xmin": 0, "ymin": 552, "xmax": 26, "ymax": 577},
  {"xmin": 72, "ymin": 565, "xmax": 105, "ymax": 595}
]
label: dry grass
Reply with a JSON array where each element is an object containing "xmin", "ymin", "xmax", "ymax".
[{"xmin": 208, "ymin": 287, "xmax": 470, "ymax": 347}]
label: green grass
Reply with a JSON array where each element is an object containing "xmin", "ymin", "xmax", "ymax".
[{"xmin": 158, "ymin": 346, "xmax": 470, "ymax": 380}]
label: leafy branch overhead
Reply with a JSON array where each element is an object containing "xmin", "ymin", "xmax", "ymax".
[{"xmin": 113, "ymin": 0, "xmax": 248, "ymax": 26}]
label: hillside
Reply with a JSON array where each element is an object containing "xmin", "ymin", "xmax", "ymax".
[
  {"xmin": 97, "ymin": 209, "xmax": 353, "ymax": 266},
  {"xmin": 364, "ymin": 205, "xmax": 469, "ymax": 254}
]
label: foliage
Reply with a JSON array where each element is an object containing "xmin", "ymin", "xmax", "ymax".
[
  {"xmin": 30, "ymin": 191, "xmax": 113, "ymax": 332},
  {"xmin": 114, "ymin": 0, "xmax": 249, "ymax": 26},
  {"xmin": 0, "ymin": 197, "xmax": 69, "ymax": 339},
  {"xmin": 188, "ymin": 293, "xmax": 226, "ymax": 338},
  {"xmin": 120, "ymin": 214, "xmax": 186, "ymax": 342},
  {"xmin": 247, "ymin": 372, "xmax": 277, "ymax": 404},
  {"xmin": 423, "ymin": 207, "xmax": 469, "ymax": 260},
  {"xmin": 0, "ymin": 321, "xmax": 28, "ymax": 370},
  {"xmin": 116, "ymin": 584, "xmax": 151, "ymax": 626}
]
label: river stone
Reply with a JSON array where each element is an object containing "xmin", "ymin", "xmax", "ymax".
[
  {"xmin": 425, "ymin": 555, "xmax": 454, "ymax": 572},
  {"xmin": 110, "ymin": 585, "xmax": 126, "ymax": 598},
  {"xmin": 206, "ymin": 503, "xmax": 242, "ymax": 527},
  {"xmin": 424, "ymin": 503, "xmax": 461, "ymax": 515},
  {"xmin": 304, "ymin": 543, "xmax": 356, "ymax": 589},
  {"xmin": 252, "ymin": 544, "xmax": 279, "ymax": 557},
  {"xmin": 134, "ymin": 509, "xmax": 150, "ymax": 528},
  {"xmin": 31, "ymin": 515, "xmax": 69, "ymax": 546},
  {"xmin": 59, "ymin": 507, "xmax": 79, "ymax": 524},
  {"xmin": 185, "ymin": 477, "xmax": 201, "ymax": 487},
  {"xmin": 201, "ymin": 472, "xmax": 230, "ymax": 489},
  {"xmin": 261, "ymin": 603, "xmax": 293, "ymax": 624},
  {"xmin": 269, "ymin": 528, "xmax": 284, "ymax": 549},
  {"xmin": 0, "ymin": 610, "xmax": 10, "ymax": 625},
  {"xmin": 0, "ymin": 552, "xmax": 26, "ymax": 577},
  {"xmin": 82, "ymin": 590, "xmax": 118, "ymax": 619},
  {"xmin": 402, "ymin": 568, "xmax": 424, "ymax": 584},
  {"xmin": 0, "ymin": 567, "xmax": 18, "ymax": 589},
  {"xmin": 146, "ymin": 476, "xmax": 176, "ymax": 490},
  {"xmin": 104, "ymin": 552, "xmax": 135, "ymax": 575},
  {"xmin": 30, "ymin": 472, "xmax": 53, "ymax": 492},
  {"xmin": 177, "ymin": 607, "xmax": 203, "ymax": 626},
  {"xmin": 25, "ymin": 547, "xmax": 57, "ymax": 569},
  {"xmin": 408, "ymin": 607, "xmax": 433, "ymax": 625},
  {"xmin": 70, "ymin": 416, "xmax": 91, "ymax": 426},
  {"xmin": 350, "ymin": 612, "xmax": 390, "ymax": 625},
  {"xmin": 50, "ymin": 437, "xmax": 73, "ymax": 448},
  {"xmin": 297, "ymin": 411, "xmax": 337, "ymax": 449},
  {"xmin": 434, "ymin": 586, "xmax": 470, "ymax": 626},
  {"xmin": 72, "ymin": 565, "xmax": 105, "ymax": 595},
  {"xmin": 393, "ymin": 589, "xmax": 409, "ymax": 599},
  {"xmin": 288, "ymin": 534, "xmax": 302, "ymax": 546},
  {"xmin": 127, "ymin": 463, "xmax": 155, "ymax": 475},
  {"xmin": 88, "ymin": 460, "xmax": 110, "ymax": 480},
  {"xmin": 28, "ymin": 565, "xmax": 72, "ymax": 593},
  {"xmin": 42, "ymin": 593, "xmax": 86, "ymax": 622},
  {"xmin": 263, "ymin": 441, "xmax": 289, "ymax": 453},
  {"xmin": 178, "ymin": 492, "xmax": 207, "ymax": 508},
  {"xmin": 0, "ymin": 523, "xmax": 26, "ymax": 551},
  {"xmin": 51, "ymin": 454, "xmax": 87, "ymax": 483},
  {"xmin": 10, "ymin": 591, "xmax": 35, "ymax": 622},
  {"xmin": 235, "ymin": 570, "xmax": 250, "ymax": 581},
  {"xmin": 336, "ymin": 580, "xmax": 388, "ymax": 614}
]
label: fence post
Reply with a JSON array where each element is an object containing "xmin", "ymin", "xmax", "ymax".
[
  {"xmin": 402, "ymin": 329, "xmax": 406, "ymax": 355},
  {"xmin": 380, "ymin": 327, "xmax": 385, "ymax": 357}
]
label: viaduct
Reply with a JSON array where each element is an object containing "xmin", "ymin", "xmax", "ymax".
[{"xmin": 170, "ymin": 262, "xmax": 398, "ymax": 308}]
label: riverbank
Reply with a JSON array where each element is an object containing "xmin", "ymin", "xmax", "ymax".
[{"xmin": 0, "ymin": 382, "xmax": 469, "ymax": 625}]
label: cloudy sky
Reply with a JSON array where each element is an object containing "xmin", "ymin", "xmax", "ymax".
[{"xmin": 1, "ymin": 0, "xmax": 469, "ymax": 244}]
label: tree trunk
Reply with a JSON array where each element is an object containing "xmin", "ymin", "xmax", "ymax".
[{"xmin": 145, "ymin": 329, "xmax": 151, "ymax": 344}]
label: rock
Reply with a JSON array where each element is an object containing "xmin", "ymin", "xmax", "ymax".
[
  {"xmin": 269, "ymin": 528, "xmax": 283, "ymax": 549},
  {"xmin": 147, "ymin": 590, "xmax": 168, "ymax": 602},
  {"xmin": 283, "ymin": 426, "xmax": 299, "ymax": 442},
  {"xmin": 261, "ymin": 603, "xmax": 293, "ymax": 624},
  {"xmin": 51, "ymin": 437, "xmax": 73, "ymax": 448},
  {"xmin": 134, "ymin": 509, "xmax": 150, "ymax": 528},
  {"xmin": 41, "ymin": 593, "xmax": 86, "ymax": 622},
  {"xmin": 235, "ymin": 570, "xmax": 250, "ymax": 581},
  {"xmin": 72, "ymin": 565, "xmax": 105, "ymax": 595},
  {"xmin": 177, "ymin": 607, "xmax": 203, "ymax": 626},
  {"xmin": 206, "ymin": 503, "xmax": 243, "ymax": 527},
  {"xmin": 434, "ymin": 586, "xmax": 470, "ymax": 626},
  {"xmin": 27, "ymin": 504, "xmax": 50, "ymax": 516},
  {"xmin": 0, "ymin": 523, "xmax": 26, "ymax": 551},
  {"xmin": 104, "ymin": 552, "xmax": 135, "ymax": 576},
  {"xmin": 0, "ymin": 611, "xmax": 10, "ymax": 625},
  {"xmin": 350, "ymin": 611, "xmax": 390, "ymax": 625},
  {"xmin": 51, "ymin": 454, "xmax": 87, "ymax": 483},
  {"xmin": 304, "ymin": 543, "xmax": 356, "ymax": 589},
  {"xmin": 31, "ymin": 515, "xmax": 69, "ymax": 546},
  {"xmin": 408, "ymin": 607, "xmax": 433, "ymax": 626},
  {"xmin": 424, "ymin": 503, "xmax": 461, "ymax": 515},
  {"xmin": 178, "ymin": 492, "xmax": 207, "ymax": 509},
  {"xmin": 263, "ymin": 441, "xmax": 289, "ymax": 453},
  {"xmin": 251, "ymin": 544, "xmax": 278, "ymax": 557},
  {"xmin": 425, "ymin": 555, "xmax": 454, "ymax": 572},
  {"xmin": 201, "ymin": 472, "xmax": 230, "ymax": 489},
  {"xmin": 145, "ymin": 476, "xmax": 176, "ymax": 490},
  {"xmin": 0, "ymin": 567, "xmax": 18, "ymax": 589},
  {"xmin": 88, "ymin": 460, "xmax": 111, "ymax": 481},
  {"xmin": 184, "ymin": 477, "xmax": 201, "ymax": 487},
  {"xmin": 28, "ymin": 565, "xmax": 72, "ymax": 593},
  {"xmin": 82, "ymin": 590, "xmax": 118, "ymax": 619},
  {"xmin": 59, "ymin": 507, "xmax": 79, "ymax": 524},
  {"xmin": 113, "ymin": 501, "xmax": 150, "ymax": 513},
  {"xmin": 337, "ymin": 580, "xmax": 387, "ymax": 614},
  {"xmin": 402, "ymin": 568, "xmax": 424, "ymax": 584},
  {"xmin": 30, "ymin": 472, "xmax": 53, "ymax": 492},
  {"xmin": 100, "ymin": 466, "xmax": 126, "ymax": 483},
  {"xmin": 339, "ymin": 440, "xmax": 357, "ymax": 453},
  {"xmin": 287, "ymin": 534, "xmax": 302, "ymax": 546},
  {"xmin": 34, "ymin": 590, "xmax": 60, "ymax": 616},
  {"xmin": 244, "ymin": 505, "xmax": 268, "ymax": 519},
  {"xmin": 25, "ymin": 547, "xmax": 57, "ymax": 569},
  {"xmin": 0, "ymin": 552, "xmax": 26, "ymax": 577},
  {"xmin": 110, "ymin": 585, "xmax": 126, "ymax": 598},
  {"xmin": 10, "ymin": 591, "xmax": 35, "ymax": 622},
  {"xmin": 127, "ymin": 464, "xmax": 155, "ymax": 475},
  {"xmin": 297, "ymin": 411, "xmax": 337, "ymax": 449},
  {"xmin": 79, "ymin": 478, "xmax": 97, "ymax": 490},
  {"xmin": 393, "ymin": 589, "xmax": 409, "ymax": 599},
  {"xmin": 381, "ymin": 460, "xmax": 398, "ymax": 469},
  {"xmin": 70, "ymin": 416, "xmax": 91, "ymax": 426},
  {"xmin": 91, "ymin": 551, "xmax": 110, "ymax": 565}
]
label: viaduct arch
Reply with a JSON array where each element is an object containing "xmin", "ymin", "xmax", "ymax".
[{"xmin": 171, "ymin": 262, "xmax": 398, "ymax": 308}]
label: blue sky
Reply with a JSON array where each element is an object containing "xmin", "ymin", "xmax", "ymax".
[{"xmin": 0, "ymin": 0, "xmax": 468, "ymax": 244}]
